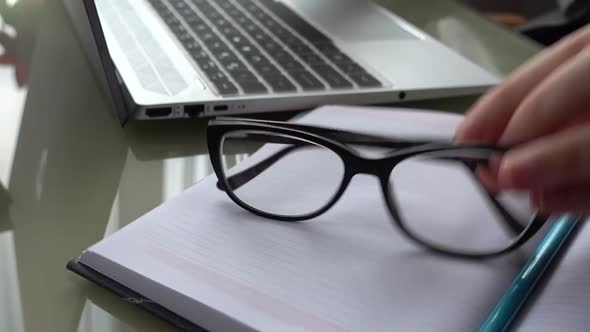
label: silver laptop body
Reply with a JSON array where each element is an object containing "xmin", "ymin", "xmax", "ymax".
[{"xmin": 69, "ymin": 0, "xmax": 499, "ymax": 124}]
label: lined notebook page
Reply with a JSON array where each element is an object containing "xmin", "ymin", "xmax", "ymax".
[{"xmin": 83, "ymin": 106, "xmax": 542, "ymax": 332}]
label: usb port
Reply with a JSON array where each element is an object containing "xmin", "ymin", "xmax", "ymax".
[
  {"xmin": 213, "ymin": 104, "xmax": 229, "ymax": 111},
  {"xmin": 146, "ymin": 107, "xmax": 172, "ymax": 117},
  {"xmin": 184, "ymin": 104, "xmax": 205, "ymax": 117}
]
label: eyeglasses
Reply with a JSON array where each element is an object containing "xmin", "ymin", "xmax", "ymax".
[{"xmin": 207, "ymin": 117, "xmax": 549, "ymax": 259}]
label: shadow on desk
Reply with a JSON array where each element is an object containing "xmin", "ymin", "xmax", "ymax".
[{"xmin": 124, "ymin": 118, "xmax": 209, "ymax": 161}]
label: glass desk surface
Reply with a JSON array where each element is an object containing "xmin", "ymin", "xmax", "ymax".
[{"xmin": 0, "ymin": 1, "xmax": 539, "ymax": 331}]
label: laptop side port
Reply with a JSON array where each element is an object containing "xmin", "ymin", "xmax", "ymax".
[
  {"xmin": 146, "ymin": 107, "xmax": 172, "ymax": 117},
  {"xmin": 184, "ymin": 104, "xmax": 205, "ymax": 117},
  {"xmin": 213, "ymin": 104, "xmax": 229, "ymax": 111}
]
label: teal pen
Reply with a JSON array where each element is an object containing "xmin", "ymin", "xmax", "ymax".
[{"xmin": 479, "ymin": 214, "xmax": 582, "ymax": 332}]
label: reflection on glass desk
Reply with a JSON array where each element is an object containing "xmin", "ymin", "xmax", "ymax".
[{"xmin": 0, "ymin": 0, "xmax": 540, "ymax": 331}]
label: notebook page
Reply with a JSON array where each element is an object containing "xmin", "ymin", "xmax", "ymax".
[{"xmin": 84, "ymin": 106, "xmax": 539, "ymax": 332}]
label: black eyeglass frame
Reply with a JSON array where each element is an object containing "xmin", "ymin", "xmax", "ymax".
[{"xmin": 207, "ymin": 117, "xmax": 549, "ymax": 259}]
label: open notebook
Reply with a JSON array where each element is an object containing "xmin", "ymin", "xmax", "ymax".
[{"xmin": 68, "ymin": 106, "xmax": 584, "ymax": 331}]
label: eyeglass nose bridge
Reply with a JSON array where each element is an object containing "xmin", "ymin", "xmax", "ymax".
[{"xmin": 347, "ymin": 155, "xmax": 399, "ymax": 178}]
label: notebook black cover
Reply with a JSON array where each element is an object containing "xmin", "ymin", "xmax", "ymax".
[{"xmin": 66, "ymin": 259, "xmax": 207, "ymax": 332}]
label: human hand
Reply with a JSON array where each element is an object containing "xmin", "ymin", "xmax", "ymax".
[{"xmin": 455, "ymin": 24, "xmax": 590, "ymax": 215}]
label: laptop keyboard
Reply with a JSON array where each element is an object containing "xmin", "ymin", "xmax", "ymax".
[{"xmin": 147, "ymin": 0, "xmax": 383, "ymax": 96}]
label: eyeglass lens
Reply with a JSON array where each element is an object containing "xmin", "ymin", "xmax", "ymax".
[
  {"xmin": 220, "ymin": 130, "xmax": 345, "ymax": 218},
  {"xmin": 390, "ymin": 150, "xmax": 535, "ymax": 254}
]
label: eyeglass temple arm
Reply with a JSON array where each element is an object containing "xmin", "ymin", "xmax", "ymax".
[
  {"xmin": 221, "ymin": 118, "xmax": 442, "ymax": 148},
  {"xmin": 268, "ymin": 121, "xmax": 440, "ymax": 149}
]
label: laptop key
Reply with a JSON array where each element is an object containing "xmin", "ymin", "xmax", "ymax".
[
  {"xmin": 335, "ymin": 62, "xmax": 366, "ymax": 74},
  {"xmin": 259, "ymin": 40, "xmax": 281, "ymax": 53},
  {"xmin": 273, "ymin": 51, "xmax": 303, "ymax": 70},
  {"xmin": 221, "ymin": 60, "xmax": 249, "ymax": 73},
  {"xmin": 200, "ymin": 32, "xmax": 219, "ymax": 45},
  {"xmin": 169, "ymin": 22, "xmax": 187, "ymax": 34},
  {"xmin": 349, "ymin": 73, "xmax": 382, "ymax": 87},
  {"xmin": 178, "ymin": 7, "xmax": 197, "ymax": 19},
  {"xmin": 272, "ymin": 25, "xmax": 292, "ymax": 40},
  {"xmin": 244, "ymin": 23, "xmax": 261, "ymax": 34},
  {"xmin": 289, "ymin": 71, "xmax": 325, "ymax": 91},
  {"xmin": 170, "ymin": 0, "xmax": 186, "ymax": 9},
  {"xmin": 289, "ymin": 43, "xmax": 314, "ymax": 57},
  {"xmin": 199, "ymin": 59, "xmax": 220, "ymax": 74},
  {"xmin": 243, "ymin": 51, "xmax": 271, "ymax": 66},
  {"xmin": 321, "ymin": 49, "xmax": 354, "ymax": 64},
  {"xmin": 217, "ymin": 50, "xmax": 237, "ymax": 63},
  {"xmin": 264, "ymin": 74, "xmax": 297, "ymax": 92},
  {"xmin": 210, "ymin": 17, "xmax": 229, "ymax": 29},
  {"xmin": 217, "ymin": 27, "xmax": 241, "ymax": 40},
  {"xmin": 163, "ymin": 16, "xmax": 181, "ymax": 28},
  {"xmin": 288, "ymin": 62, "xmax": 309, "ymax": 73},
  {"xmin": 214, "ymin": 80, "xmax": 239, "ymax": 95},
  {"xmin": 232, "ymin": 70, "xmax": 258, "ymax": 82},
  {"xmin": 299, "ymin": 53, "xmax": 326, "ymax": 66},
  {"xmin": 238, "ymin": 80, "xmax": 268, "ymax": 94},
  {"xmin": 207, "ymin": 70, "xmax": 229, "ymax": 82},
  {"xmin": 224, "ymin": 32, "xmax": 249, "ymax": 48},
  {"xmin": 236, "ymin": 44, "xmax": 258, "ymax": 57},
  {"xmin": 216, "ymin": 0, "xmax": 232, "ymax": 9},
  {"xmin": 257, "ymin": 14, "xmax": 279, "ymax": 31},
  {"xmin": 177, "ymin": 32, "xmax": 193, "ymax": 43},
  {"xmin": 311, "ymin": 65, "xmax": 353, "ymax": 89},
  {"xmin": 255, "ymin": 62, "xmax": 282, "ymax": 76},
  {"xmin": 242, "ymin": 1, "xmax": 264, "ymax": 16},
  {"xmin": 185, "ymin": 15, "xmax": 203, "ymax": 26},
  {"xmin": 207, "ymin": 40, "xmax": 230, "ymax": 53},
  {"xmin": 189, "ymin": 49, "xmax": 208, "ymax": 62},
  {"xmin": 183, "ymin": 40, "xmax": 201, "ymax": 52},
  {"xmin": 279, "ymin": 59, "xmax": 305, "ymax": 72},
  {"xmin": 190, "ymin": 23, "xmax": 212, "ymax": 35}
]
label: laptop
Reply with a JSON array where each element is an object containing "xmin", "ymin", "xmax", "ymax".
[{"xmin": 67, "ymin": 0, "xmax": 499, "ymax": 125}]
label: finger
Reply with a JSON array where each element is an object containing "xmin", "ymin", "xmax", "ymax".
[
  {"xmin": 498, "ymin": 45, "xmax": 590, "ymax": 146},
  {"xmin": 530, "ymin": 184, "xmax": 590, "ymax": 215},
  {"xmin": 455, "ymin": 26, "xmax": 590, "ymax": 143},
  {"xmin": 475, "ymin": 155, "xmax": 502, "ymax": 193},
  {"xmin": 497, "ymin": 125, "xmax": 590, "ymax": 190},
  {"xmin": 477, "ymin": 167, "xmax": 499, "ymax": 193}
]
